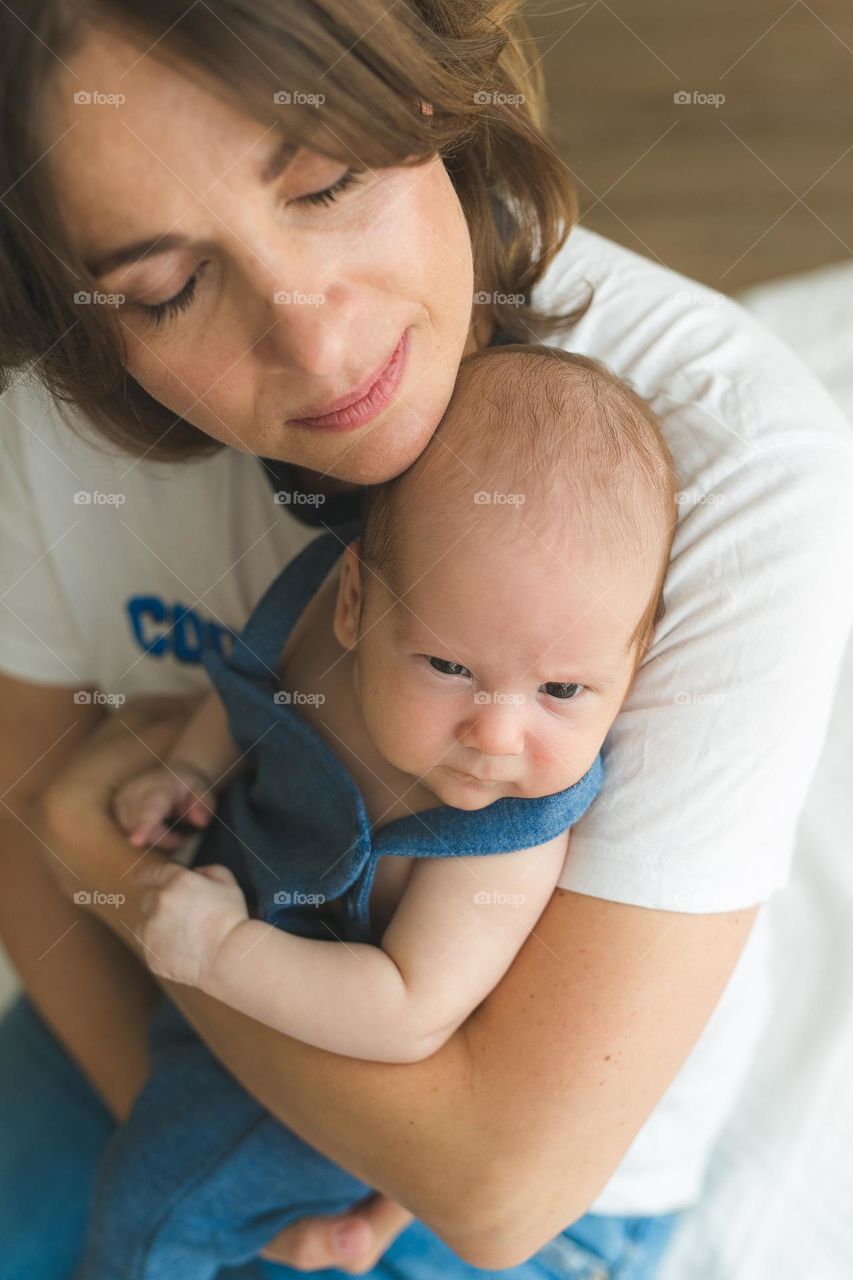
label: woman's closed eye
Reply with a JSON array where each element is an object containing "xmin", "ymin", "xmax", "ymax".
[{"xmin": 136, "ymin": 168, "xmax": 366, "ymax": 327}]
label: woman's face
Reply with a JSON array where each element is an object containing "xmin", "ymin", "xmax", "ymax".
[{"xmin": 46, "ymin": 30, "xmax": 483, "ymax": 483}]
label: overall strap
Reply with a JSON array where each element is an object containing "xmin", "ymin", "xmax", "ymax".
[{"xmin": 228, "ymin": 519, "xmax": 360, "ymax": 681}]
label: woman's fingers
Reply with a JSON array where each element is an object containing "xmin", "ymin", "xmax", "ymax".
[
  {"xmin": 338, "ymin": 1195, "xmax": 414, "ymax": 1273},
  {"xmin": 259, "ymin": 1212, "xmax": 372, "ymax": 1271},
  {"xmin": 258, "ymin": 1194, "xmax": 414, "ymax": 1274}
]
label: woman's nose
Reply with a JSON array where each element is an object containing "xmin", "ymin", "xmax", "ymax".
[
  {"xmin": 258, "ymin": 283, "xmax": 350, "ymax": 378},
  {"xmin": 458, "ymin": 697, "xmax": 526, "ymax": 758},
  {"xmin": 236, "ymin": 242, "xmax": 350, "ymax": 376}
]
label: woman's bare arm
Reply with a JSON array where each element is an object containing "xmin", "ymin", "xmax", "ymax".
[
  {"xmin": 0, "ymin": 674, "xmax": 162, "ymax": 1120},
  {"xmin": 39, "ymin": 702, "xmax": 759, "ymax": 1268}
]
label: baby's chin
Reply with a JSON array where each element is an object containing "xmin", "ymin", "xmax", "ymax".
[{"xmin": 427, "ymin": 772, "xmax": 511, "ymax": 811}]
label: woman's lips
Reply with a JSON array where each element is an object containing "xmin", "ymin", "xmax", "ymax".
[{"xmin": 289, "ymin": 329, "xmax": 410, "ymax": 433}]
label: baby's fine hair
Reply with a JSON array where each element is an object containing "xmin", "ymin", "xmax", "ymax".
[{"xmin": 359, "ymin": 343, "xmax": 679, "ymax": 658}]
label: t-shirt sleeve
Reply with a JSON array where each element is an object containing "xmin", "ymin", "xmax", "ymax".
[
  {"xmin": 559, "ymin": 438, "xmax": 853, "ymax": 913},
  {"xmin": 0, "ymin": 403, "xmax": 94, "ymax": 686}
]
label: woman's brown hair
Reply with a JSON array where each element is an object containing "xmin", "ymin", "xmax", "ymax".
[{"xmin": 0, "ymin": 0, "xmax": 587, "ymax": 460}]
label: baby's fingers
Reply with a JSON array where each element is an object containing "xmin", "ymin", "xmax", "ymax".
[
  {"xmin": 126, "ymin": 799, "xmax": 186, "ymax": 849},
  {"xmin": 181, "ymin": 796, "xmax": 215, "ymax": 829},
  {"xmin": 193, "ymin": 864, "xmax": 238, "ymax": 887},
  {"xmin": 114, "ymin": 779, "xmax": 169, "ymax": 834}
]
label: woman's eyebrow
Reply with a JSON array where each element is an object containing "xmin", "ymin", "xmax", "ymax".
[
  {"xmin": 259, "ymin": 137, "xmax": 299, "ymax": 184},
  {"xmin": 86, "ymin": 234, "xmax": 189, "ymax": 279},
  {"xmin": 85, "ymin": 141, "xmax": 298, "ymax": 277}
]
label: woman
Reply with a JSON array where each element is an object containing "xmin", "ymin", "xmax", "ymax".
[{"xmin": 1, "ymin": 2, "xmax": 852, "ymax": 1278}]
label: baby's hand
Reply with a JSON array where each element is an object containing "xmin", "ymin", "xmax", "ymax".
[
  {"xmin": 112, "ymin": 761, "xmax": 216, "ymax": 851},
  {"xmin": 134, "ymin": 862, "xmax": 248, "ymax": 989}
]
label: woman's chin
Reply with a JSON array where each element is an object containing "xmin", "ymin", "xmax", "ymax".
[{"xmin": 278, "ymin": 385, "xmax": 452, "ymax": 486}]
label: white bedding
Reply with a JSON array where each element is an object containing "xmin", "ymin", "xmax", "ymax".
[
  {"xmin": 1, "ymin": 260, "xmax": 852, "ymax": 1277},
  {"xmin": 659, "ymin": 261, "xmax": 853, "ymax": 1279}
]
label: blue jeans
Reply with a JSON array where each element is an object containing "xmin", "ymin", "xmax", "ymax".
[{"xmin": 0, "ymin": 995, "xmax": 685, "ymax": 1280}]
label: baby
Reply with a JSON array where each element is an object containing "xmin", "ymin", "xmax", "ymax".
[{"xmin": 77, "ymin": 344, "xmax": 677, "ymax": 1280}]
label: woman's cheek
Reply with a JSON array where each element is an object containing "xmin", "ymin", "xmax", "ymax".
[
  {"xmin": 378, "ymin": 161, "xmax": 473, "ymax": 314},
  {"xmin": 126, "ymin": 325, "xmax": 245, "ymax": 436}
]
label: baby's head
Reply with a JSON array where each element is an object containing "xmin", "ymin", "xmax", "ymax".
[{"xmin": 333, "ymin": 344, "xmax": 677, "ymax": 811}]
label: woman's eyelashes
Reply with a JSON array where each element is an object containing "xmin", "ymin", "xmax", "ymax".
[
  {"xmin": 136, "ymin": 168, "xmax": 365, "ymax": 326},
  {"xmin": 424, "ymin": 657, "xmax": 586, "ymax": 701},
  {"xmin": 297, "ymin": 168, "xmax": 364, "ymax": 209},
  {"xmin": 143, "ymin": 263, "xmax": 207, "ymax": 327}
]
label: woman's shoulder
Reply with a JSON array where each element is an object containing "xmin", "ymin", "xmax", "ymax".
[
  {"xmin": 534, "ymin": 226, "xmax": 853, "ymax": 488},
  {"xmin": 0, "ymin": 372, "xmax": 265, "ymax": 502}
]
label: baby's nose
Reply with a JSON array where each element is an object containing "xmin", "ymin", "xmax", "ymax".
[{"xmin": 460, "ymin": 695, "xmax": 526, "ymax": 757}]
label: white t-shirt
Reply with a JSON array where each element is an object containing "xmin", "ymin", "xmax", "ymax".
[{"xmin": 2, "ymin": 226, "xmax": 852, "ymax": 1216}]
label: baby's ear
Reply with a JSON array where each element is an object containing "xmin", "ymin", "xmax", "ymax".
[{"xmin": 332, "ymin": 539, "xmax": 363, "ymax": 650}]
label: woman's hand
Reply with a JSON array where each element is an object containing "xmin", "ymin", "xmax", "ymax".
[
  {"xmin": 38, "ymin": 693, "xmax": 204, "ymax": 924},
  {"xmin": 259, "ymin": 1193, "xmax": 414, "ymax": 1273}
]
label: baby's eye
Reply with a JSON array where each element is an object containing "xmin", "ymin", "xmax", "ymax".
[
  {"xmin": 541, "ymin": 681, "xmax": 585, "ymax": 701},
  {"xmin": 426, "ymin": 657, "xmax": 471, "ymax": 679}
]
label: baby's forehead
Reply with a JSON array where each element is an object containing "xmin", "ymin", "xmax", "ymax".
[{"xmin": 391, "ymin": 514, "xmax": 653, "ymax": 652}]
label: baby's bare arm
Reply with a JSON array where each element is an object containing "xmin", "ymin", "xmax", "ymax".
[
  {"xmin": 202, "ymin": 832, "xmax": 570, "ymax": 1063},
  {"xmin": 166, "ymin": 687, "xmax": 241, "ymax": 785}
]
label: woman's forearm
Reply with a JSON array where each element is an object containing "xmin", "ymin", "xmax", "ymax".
[
  {"xmin": 41, "ymin": 777, "xmax": 509, "ymax": 1258},
  {"xmin": 0, "ymin": 810, "xmax": 159, "ymax": 1121},
  {"xmin": 36, "ymin": 705, "xmax": 555, "ymax": 1264},
  {"xmin": 169, "ymin": 981, "xmax": 490, "ymax": 1249}
]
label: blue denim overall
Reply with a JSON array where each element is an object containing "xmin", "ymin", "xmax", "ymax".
[{"xmin": 75, "ymin": 523, "xmax": 604, "ymax": 1280}]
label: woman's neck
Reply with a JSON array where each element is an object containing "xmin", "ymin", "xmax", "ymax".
[{"xmin": 287, "ymin": 466, "xmax": 359, "ymax": 497}]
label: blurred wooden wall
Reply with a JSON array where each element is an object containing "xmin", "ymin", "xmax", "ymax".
[{"xmin": 527, "ymin": 0, "xmax": 853, "ymax": 291}]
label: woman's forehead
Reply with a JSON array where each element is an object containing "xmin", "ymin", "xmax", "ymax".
[{"xmin": 45, "ymin": 31, "xmax": 283, "ymax": 242}]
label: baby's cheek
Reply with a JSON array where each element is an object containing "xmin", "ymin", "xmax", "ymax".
[
  {"xmin": 391, "ymin": 692, "xmax": 448, "ymax": 769},
  {"xmin": 529, "ymin": 729, "xmax": 590, "ymax": 791}
]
